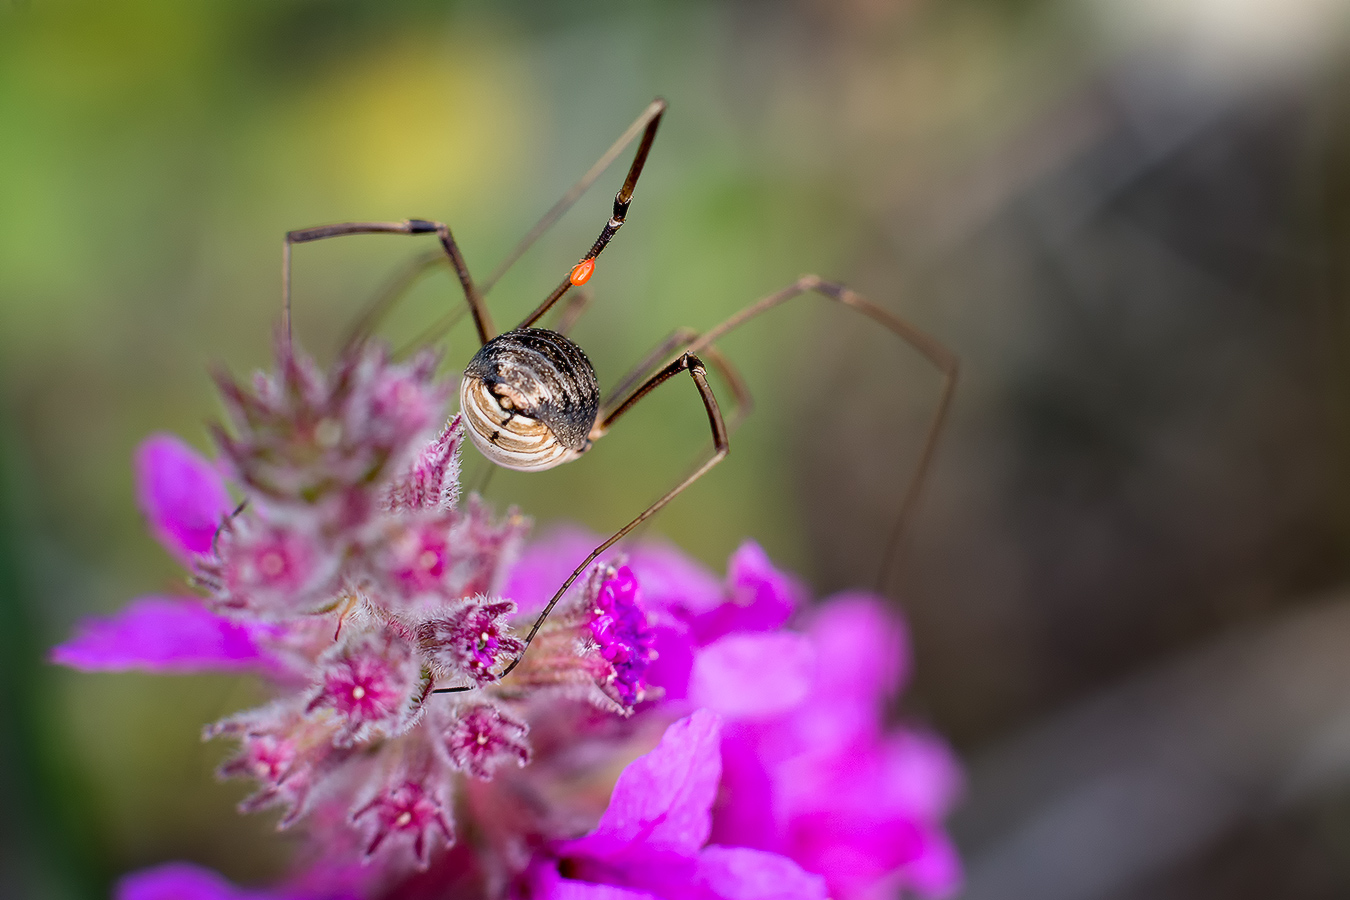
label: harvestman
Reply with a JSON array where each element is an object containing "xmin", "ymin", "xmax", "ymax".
[{"xmin": 279, "ymin": 99, "xmax": 958, "ymax": 693}]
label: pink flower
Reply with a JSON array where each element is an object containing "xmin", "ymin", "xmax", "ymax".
[
  {"xmin": 53, "ymin": 338, "xmax": 961, "ymax": 899},
  {"xmin": 416, "ymin": 598, "xmax": 525, "ymax": 685},
  {"xmin": 134, "ymin": 434, "xmax": 235, "ymax": 564},
  {"xmin": 585, "ymin": 567, "xmax": 657, "ymax": 708},
  {"xmin": 526, "ymin": 710, "xmax": 828, "ymax": 900},
  {"xmin": 438, "ymin": 702, "xmax": 531, "ymax": 779},
  {"xmin": 352, "ymin": 775, "xmax": 455, "ymax": 867},
  {"xmin": 116, "ymin": 862, "xmax": 300, "ymax": 900},
  {"xmin": 50, "ymin": 595, "xmax": 280, "ymax": 674},
  {"xmin": 696, "ymin": 595, "xmax": 963, "ymax": 900}
]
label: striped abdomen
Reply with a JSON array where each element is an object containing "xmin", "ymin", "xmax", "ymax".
[{"xmin": 459, "ymin": 328, "xmax": 600, "ymax": 472}]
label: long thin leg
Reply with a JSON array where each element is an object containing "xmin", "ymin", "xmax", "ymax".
[
  {"xmin": 674, "ymin": 275, "xmax": 958, "ymax": 591},
  {"xmin": 340, "ymin": 248, "xmax": 447, "ymax": 352},
  {"xmin": 594, "ymin": 328, "xmax": 754, "ymax": 549},
  {"xmin": 301, "ymin": 101, "xmax": 667, "ymax": 357},
  {"xmin": 389, "ymin": 272, "xmax": 588, "ymax": 360},
  {"xmin": 283, "ymin": 219, "xmax": 494, "ymax": 348},
  {"xmin": 394, "ymin": 303, "xmax": 470, "ymax": 360},
  {"xmin": 481, "ymin": 99, "xmax": 668, "ymax": 297},
  {"xmin": 432, "ymin": 352, "xmax": 728, "ymax": 693},
  {"xmin": 553, "ymin": 289, "xmax": 592, "ymax": 337},
  {"xmin": 603, "ymin": 327, "xmax": 755, "ymax": 435},
  {"xmin": 515, "ymin": 100, "xmax": 666, "ymax": 330}
]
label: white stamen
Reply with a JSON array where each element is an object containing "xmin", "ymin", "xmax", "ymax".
[
  {"xmin": 351, "ymin": 685, "xmax": 366, "ymax": 700},
  {"xmin": 395, "ymin": 811, "xmax": 413, "ymax": 827}
]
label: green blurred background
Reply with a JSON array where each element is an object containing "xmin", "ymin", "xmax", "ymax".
[{"xmin": 6, "ymin": 0, "xmax": 1350, "ymax": 897}]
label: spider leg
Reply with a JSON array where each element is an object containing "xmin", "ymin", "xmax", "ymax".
[
  {"xmin": 516, "ymin": 100, "xmax": 667, "ymax": 330},
  {"xmin": 678, "ymin": 275, "xmax": 958, "ymax": 591},
  {"xmin": 432, "ymin": 352, "xmax": 727, "ymax": 693},
  {"xmin": 366, "ymin": 250, "xmax": 593, "ymax": 359},
  {"xmin": 393, "ymin": 300, "xmax": 471, "ymax": 360},
  {"xmin": 282, "ymin": 219, "xmax": 494, "ymax": 348},
  {"xmin": 604, "ymin": 327, "xmax": 754, "ymax": 436},
  {"xmin": 553, "ymin": 288, "xmax": 593, "ymax": 337},
  {"xmin": 481, "ymin": 98, "xmax": 668, "ymax": 296},
  {"xmin": 315, "ymin": 99, "xmax": 665, "ymax": 357},
  {"xmin": 341, "ymin": 248, "xmax": 449, "ymax": 354},
  {"xmin": 598, "ymin": 331, "xmax": 752, "ymax": 548},
  {"xmin": 502, "ymin": 352, "xmax": 725, "ymax": 679}
]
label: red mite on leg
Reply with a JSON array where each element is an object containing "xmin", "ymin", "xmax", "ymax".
[{"xmin": 570, "ymin": 258, "xmax": 596, "ymax": 286}]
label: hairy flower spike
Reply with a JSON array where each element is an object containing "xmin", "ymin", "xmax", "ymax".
[
  {"xmin": 439, "ymin": 702, "xmax": 531, "ymax": 779},
  {"xmin": 352, "ymin": 777, "xmax": 454, "ymax": 868},
  {"xmin": 211, "ymin": 339, "xmax": 447, "ymax": 504},
  {"xmin": 196, "ymin": 517, "xmax": 331, "ymax": 616},
  {"xmin": 442, "ymin": 497, "xmax": 529, "ymax": 600},
  {"xmin": 416, "ymin": 598, "xmax": 526, "ymax": 685},
  {"xmin": 208, "ymin": 701, "xmax": 341, "ymax": 827},
  {"xmin": 385, "ymin": 416, "xmax": 464, "ymax": 512},
  {"xmin": 307, "ymin": 625, "xmax": 426, "ymax": 746},
  {"xmin": 378, "ymin": 518, "xmax": 453, "ymax": 598}
]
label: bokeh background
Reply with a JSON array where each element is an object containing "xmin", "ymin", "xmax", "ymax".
[{"xmin": 5, "ymin": 0, "xmax": 1350, "ymax": 897}]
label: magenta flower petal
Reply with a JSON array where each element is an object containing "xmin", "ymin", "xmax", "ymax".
[
  {"xmin": 694, "ymin": 845, "xmax": 829, "ymax": 900},
  {"xmin": 808, "ymin": 591, "xmax": 909, "ymax": 703},
  {"xmin": 878, "ymin": 730, "xmax": 963, "ymax": 821},
  {"xmin": 901, "ymin": 827, "xmax": 963, "ymax": 900},
  {"xmin": 51, "ymin": 596, "xmax": 277, "ymax": 673},
  {"xmin": 533, "ymin": 866, "xmax": 660, "ymax": 900},
  {"xmin": 502, "ymin": 526, "xmax": 603, "ymax": 616},
  {"xmin": 778, "ymin": 592, "xmax": 912, "ymax": 751},
  {"xmin": 688, "ymin": 632, "xmax": 814, "ymax": 721},
  {"xmin": 643, "ymin": 623, "xmax": 696, "ymax": 700},
  {"xmin": 564, "ymin": 709, "xmax": 723, "ymax": 859},
  {"xmin": 136, "ymin": 434, "xmax": 234, "ymax": 563},
  {"xmin": 116, "ymin": 862, "xmax": 276, "ymax": 900},
  {"xmin": 707, "ymin": 726, "xmax": 780, "ymax": 852},
  {"xmin": 626, "ymin": 541, "xmax": 725, "ymax": 620},
  {"xmin": 689, "ymin": 542, "xmax": 802, "ymax": 645},
  {"xmin": 771, "ymin": 734, "xmax": 961, "ymax": 900}
]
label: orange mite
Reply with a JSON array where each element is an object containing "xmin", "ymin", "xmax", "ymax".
[{"xmin": 569, "ymin": 258, "xmax": 596, "ymax": 286}]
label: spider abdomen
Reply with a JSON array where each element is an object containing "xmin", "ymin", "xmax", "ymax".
[{"xmin": 460, "ymin": 328, "xmax": 600, "ymax": 472}]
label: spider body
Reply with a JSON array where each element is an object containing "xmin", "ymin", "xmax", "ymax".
[{"xmin": 460, "ymin": 327, "xmax": 599, "ymax": 471}]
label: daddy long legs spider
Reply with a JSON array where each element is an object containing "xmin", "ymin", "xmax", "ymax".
[{"xmin": 279, "ymin": 98, "xmax": 958, "ymax": 692}]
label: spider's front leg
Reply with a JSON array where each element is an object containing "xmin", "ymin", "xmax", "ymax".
[
  {"xmin": 494, "ymin": 352, "xmax": 728, "ymax": 680},
  {"xmin": 433, "ymin": 351, "xmax": 728, "ymax": 695},
  {"xmin": 282, "ymin": 218, "xmax": 494, "ymax": 348},
  {"xmin": 681, "ymin": 274, "xmax": 959, "ymax": 589},
  {"xmin": 603, "ymin": 327, "xmax": 754, "ymax": 437}
]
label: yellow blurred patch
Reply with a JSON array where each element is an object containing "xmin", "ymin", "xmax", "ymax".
[{"xmin": 285, "ymin": 35, "xmax": 533, "ymax": 217}]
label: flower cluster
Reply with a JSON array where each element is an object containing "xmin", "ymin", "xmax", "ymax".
[{"xmin": 54, "ymin": 339, "xmax": 962, "ymax": 900}]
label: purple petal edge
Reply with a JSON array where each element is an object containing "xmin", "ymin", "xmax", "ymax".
[
  {"xmin": 136, "ymin": 433, "xmax": 233, "ymax": 564},
  {"xmin": 565, "ymin": 709, "xmax": 724, "ymax": 859},
  {"xmin": 689, "ymin": 632, "xmax": 815, "ymax": 721},
  {"xmin": 696, "ymin": 845, "xmax": 829, "ymax": 900},
  {"xmin": 51, "ymin": 596, "xmax": 276, "ymax": 674},
  {"xmin": 116, "ymin": 862, "xmax": 277, "ymax": 900},
  {"xmin": 691, "ymin": 541, "xmax": 803, "ymax": 645}
]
